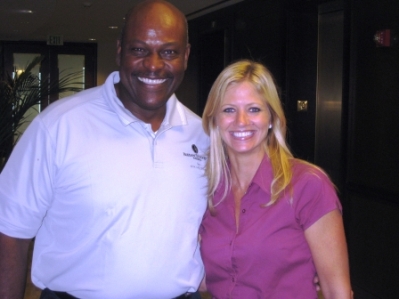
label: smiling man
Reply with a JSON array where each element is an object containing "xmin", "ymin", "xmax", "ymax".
[
  {"xmin": 115, "ymin": 0, "xmax": 190, "ymax": 131},
  {"xmin": 0, "ymin": 1, "xmax": 208, "ymax": 299}
]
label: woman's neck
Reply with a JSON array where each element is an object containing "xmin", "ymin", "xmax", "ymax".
[{"xmin": 229, "ymin": 151, "xmax": 265, "ymax": 193}]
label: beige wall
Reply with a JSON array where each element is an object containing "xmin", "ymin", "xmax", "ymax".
[{"xmin": 97, "ymin": 41, "xmax": 118, "ymax": 85}]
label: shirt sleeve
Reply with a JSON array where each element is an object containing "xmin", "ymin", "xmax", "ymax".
[
  {"xmin": 0, "ymin": 116, "xmax": 54, "ymax": 238},
  {"xmin": 292, "ymin": 165, "xmax": 342, "ymax": 231}
]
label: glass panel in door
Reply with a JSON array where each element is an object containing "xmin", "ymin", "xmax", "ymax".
[{"xmin": 58, "ymin": 54, "xmax": 85, "ymax": 98}]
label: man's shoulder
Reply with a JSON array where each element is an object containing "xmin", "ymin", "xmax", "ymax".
[
  {"xmin": 173, "ymin": 101, "xmax": 209, "ymax": 146},
  {"xmin": 184, "ymin": 106, "xmax": 202, "ymax": 122},
  {"xmin": 175, "ymin": 101, "xmax": 202, "ymax": 123},
  {"xmin": 39, "ymin": 85, "xmax": 104, "ymax": 122}
]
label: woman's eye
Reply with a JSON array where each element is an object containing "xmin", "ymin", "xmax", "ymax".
[
  {"xmin": 249, "ymin": 107, "xmax": 261, "ymax": 113},
  {"xmin": 223, "ymin": 107, "xmax": 235, "ymax": 113}
]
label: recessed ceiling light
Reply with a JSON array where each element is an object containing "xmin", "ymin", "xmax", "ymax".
[
  {"xmin": 88, "ymin": 38, "xmax": 96, "ymax": 41},
  {"xmin": 108, "ymin": 26, "xmax": 118, "ymax": 29},
  {"xmin": 83, "ymin": 1, "xmax": 92, "ymax": 7},
  {"xmin": 17, "ymin": 9, "xmax": 33, "ymax": 14}
]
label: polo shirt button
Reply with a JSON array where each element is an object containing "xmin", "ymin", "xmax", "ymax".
[{"xmin": 242, "ymin": 209, "xmax": 246, "ymax": 213}]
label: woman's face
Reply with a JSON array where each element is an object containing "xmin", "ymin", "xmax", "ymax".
[{"xmin": 216, "ymin": 81, "xmax": 271, "ymax": 159}]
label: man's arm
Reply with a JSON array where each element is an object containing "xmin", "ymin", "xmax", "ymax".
[{"xmin": 0, "ymin": 232, "xmax": 32, "ymax": 299}]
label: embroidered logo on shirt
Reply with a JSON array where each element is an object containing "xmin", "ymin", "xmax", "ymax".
[{"xmin": 183, "ymin": 144, "xmax": 207, "ymax": 162}]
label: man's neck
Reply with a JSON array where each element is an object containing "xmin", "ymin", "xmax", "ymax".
[{"xmin": 114, "ymin": 82, "xmax": 166, "ymax": 131}]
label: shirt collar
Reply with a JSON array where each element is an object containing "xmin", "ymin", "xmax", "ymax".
[
  {"xmin": 214, "ymin": 154, "xmax": 273, "ymax": 200},
  {"xmin": 249, "ymin": 154, "xmax": 274, "ymax": 196}
]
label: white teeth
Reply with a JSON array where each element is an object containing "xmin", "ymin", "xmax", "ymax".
[
  {"xmin": 138, "ymin": 77, "xmax": 166, "ymax": 84},
  {"xmin": 233, "ymin": 131, "xmax": 253, "ymax": 138}
]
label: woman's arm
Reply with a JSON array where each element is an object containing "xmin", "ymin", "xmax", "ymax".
[
  {"xmin": 304, "ymin": 210, "xmax": 352, "ymax": 299},
  {"xmin": 198, "ymin": 233, "xmax": 207, "ymax": 292}
]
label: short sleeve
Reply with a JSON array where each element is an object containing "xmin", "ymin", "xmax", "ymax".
[
  {"xmin": 292, "ymin": 165, "xmax": 342, "ymax": 231},
  {"xmin": 0, "ymin": 116, "xmax": 54, "ymax": 238}
]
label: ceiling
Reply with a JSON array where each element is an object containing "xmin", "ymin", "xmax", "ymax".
[{"xmin": 0, "ymin": 0, "xmax": 244, "ymax": 44}]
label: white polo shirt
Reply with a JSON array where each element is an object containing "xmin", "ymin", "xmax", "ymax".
[{"xmin": 0, "ymin": 72, "xmax": 209, "ymax": 299}]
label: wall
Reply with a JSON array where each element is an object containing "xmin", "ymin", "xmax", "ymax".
[{"xmin": 97, "ymin": 41, "xmax": 118, "ymax": 85}]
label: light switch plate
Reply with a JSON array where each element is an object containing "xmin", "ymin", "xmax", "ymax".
[{"xmin": 297, "ymin": 100, "xmax": 308, "ymax": 112}]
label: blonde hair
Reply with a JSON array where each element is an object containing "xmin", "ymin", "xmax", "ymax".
[{"xmin": 202, "ymin": 60, "xmax": 294, "ymax": 208}]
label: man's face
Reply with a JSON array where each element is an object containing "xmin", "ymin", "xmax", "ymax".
[{"xmin": 116, "ymin": 6, "xmax": 190, "ymax": 118}]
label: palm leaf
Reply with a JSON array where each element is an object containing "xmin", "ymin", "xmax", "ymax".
[{"xmin": 0, "ymin": 55, "xmax": 84, "ymax": 172}]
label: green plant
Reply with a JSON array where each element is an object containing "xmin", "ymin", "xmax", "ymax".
[{"xmin": 0, "ymin": 55, "xmax": 84, "ymax": 172}]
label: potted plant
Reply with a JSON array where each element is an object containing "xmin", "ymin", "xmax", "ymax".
[{"xmin": 0, "ymin": 55, "xmax": 84, "ymax": 172}]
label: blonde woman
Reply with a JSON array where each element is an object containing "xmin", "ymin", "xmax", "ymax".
[{"xmin": 200, "ymin": 60, "xmax": 351, "ymax": 299}]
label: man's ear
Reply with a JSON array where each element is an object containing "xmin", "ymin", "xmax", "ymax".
[
  {"xmin": 184, "ymin": 43, "xmax": 191, "ymax": 70},
  {"xmin": 116, "ymin": 39, "xmax": 122, "ymax": 67}
]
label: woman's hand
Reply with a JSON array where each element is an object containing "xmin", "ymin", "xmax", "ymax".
[{"xmin": 198, "ymin": 275, "xmax": 207, "ymax": 292}]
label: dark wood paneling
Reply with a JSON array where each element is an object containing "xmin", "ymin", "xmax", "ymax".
[
  {"xmin": 185, "ymin": 0, "xmax": 286, "ymax": 116},
  {"xmin": 348, "ymin": 193, "xmax": 399, "ymax": 298},
  {"xmin": 285, "ymin": 4, "xmax": 318, "ymax": 162},
  {"xmin": 347, "ymin": 0, "xmax": 399, "ymax": 198},
  {"xmin": 232, "ymin": 0, "xmax": 285, "ymax": 84}
]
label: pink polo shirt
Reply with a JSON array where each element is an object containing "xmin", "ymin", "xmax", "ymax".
[{"xmin": 200, "ymin": 156, "xmax": 342, "ymax": 299}]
